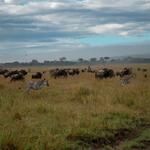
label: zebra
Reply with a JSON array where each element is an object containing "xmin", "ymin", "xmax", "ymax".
[
  {"xmin": 121, "ymin": 74, "xmax": 136, "ymax": 85},
  {"xmin": 26, "ymin": 79, "xmax": 49, "ymax": 92}
]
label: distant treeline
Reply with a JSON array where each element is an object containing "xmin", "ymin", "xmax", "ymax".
[{"xmin": 0, "ymin": 57, "xmax": 150, "ymax": 67}]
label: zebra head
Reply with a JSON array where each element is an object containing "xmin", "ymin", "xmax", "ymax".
[{"xmin": 42, "ymin": 79, "xmax": 49, "ymax": 87}]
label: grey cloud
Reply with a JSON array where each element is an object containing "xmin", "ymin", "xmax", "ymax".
[{"xmin": 0, "ymin": 0, "xmax": 150, "ymax": 62}]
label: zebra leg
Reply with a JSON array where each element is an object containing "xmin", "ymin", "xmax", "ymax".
[
  {"xmin": 121, "ymin": 79, "xmax": 127, "ymax": 86},
  {"xmin": 25, "ymin": 87, "xmax": 31, "ymax": 93}
]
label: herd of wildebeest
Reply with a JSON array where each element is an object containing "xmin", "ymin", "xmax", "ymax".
[{"xmin": 0, "ymin": 66, "xmax": 149, "ymax": 91}]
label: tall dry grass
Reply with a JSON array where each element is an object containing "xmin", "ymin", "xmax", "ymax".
[{"xmin": 0, "ymin": 64, "xmax": 149, "ymax": 150}]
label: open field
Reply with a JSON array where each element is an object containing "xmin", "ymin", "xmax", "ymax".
[{"xmin": 0, "ymin": 64, "xmax": 150, "ymax": 150}]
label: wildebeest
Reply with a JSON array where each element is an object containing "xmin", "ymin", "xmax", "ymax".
[
  {"xmin": 20, "ymin": 69, "xmax": 28, "ymax": 76},
  {"xmin": 3, "ymin": 70, "xmax": 19, "ymax": 78},
  {"xmin": 32, "ymin": 72, "xmax": 42, "ymax": 79},
  {"xmin": 0, "ymin": 69, "xmax": 9, "ymax": 75},
  {"xmin": 10, "ymin": 73, "xmax": 25, "ymax": 82},
  {"xmin": 51, "ymin": 69, "xmax": 68, "ymax": 79},
  {"xmin": 95, "ymin": 68, "xmax": 115, "ymax": 79},
  {"xmin": 116, "ymin": 68, "xmax": 133, "ymax": 78},
  {"xmin": 68, "ymin": 69, "xmax": 80, "ymax": 76},
  {"xmin": 144, "ymin": 74, "xmax": 147, "ymax": 78},
  {"xmin": 26, "ymin": 79, "xmax": 49, "ymax": 92},
  {"xmin": 137, "ymin": 68, "xmax": 141, "ymax": 71},
  {"xmin": 0, "ymin": 69, "xmax": 27, "ymax": 79},
  {"xmin": 81, "ymin": 68, "xmax": 87, "ymax": 73},
  {"xmin": 142, "ymin": 69, "xmax": 148, "ymax": 72}
]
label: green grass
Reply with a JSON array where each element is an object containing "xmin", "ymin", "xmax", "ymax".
[{"xmin": 119, "ymin": 129, "xmax": 150, "ymax": 150}]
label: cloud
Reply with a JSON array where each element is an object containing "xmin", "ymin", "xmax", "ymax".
[
  {"xmin": 0, "ymin": 0, "xmax": 150, "ymax": 61},
  {"xmin": 89, "ymin": 23, "xmax": 125, "ymax": 34},
  {"xmin": 4, "ymin": 0, "xmax": 18, "ymax": 4},
  {"xmin": 84, "ymin": 0, "xmax": 150, "ymax": 10}
]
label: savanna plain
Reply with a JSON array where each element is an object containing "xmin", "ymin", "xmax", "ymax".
[{"xmin": 0, "ymin": 64, "xmax": 150, "ymax": 150}]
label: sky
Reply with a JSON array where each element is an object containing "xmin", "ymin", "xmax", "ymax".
[{"xmin": 0, "ymin": 0, "xmax": 150, "ymax": 62}]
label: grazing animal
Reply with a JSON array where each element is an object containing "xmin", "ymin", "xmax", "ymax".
[
  {"xmin": 68, "ymin": 70, "xmax": 74, "ymax": 76},
  {"xmin": 142, "ymin": 69, "xmax": 147, "ymax": 72},
  {"xmin": 144, "ymin": 74, "xmax": 147, "ymax": 78},
  {"xmin": 10, "ymin": 73, "xmax": 25, "ymax": 82},
  {"xmin": 116, "ymin": 68, "xmax": 132, "ymax": 78},
  {"xmin": 82, "ymin": 68, "xmax": 87, "ymax": 72},
  {"xmin": 73, "ymin": 69, "xmax": 80, "ymax": 75},
  {"xmin": 95, "ymin": 70, "xmax": 105, "ymax": 79},
  {"xmin": 0, "ymin": 69, "xmax": 9, "ymax": 75},
  {"xmin": 121, "ymin": 74, "xmax": 135, "ymax": 85},
  {"xmin": 3, "ymin": 70, "xmax": 19, "ymax": 78},
  {"xmin": 32, "ymin": 72, "xmax": 42, "ymax": 79},
  {"xmin": 20, "ymin": 69, "xmax": 28, "ymax": 76},
  {"xmin": 95, "ymin": 68, "xmax": 115, "ymax": 79},
  {"xmin": 3, "ymin": 72, "xmax": 10, "ymax": 78},
  {"xmin": 51, "ymin": 69, "xmax": 68, "ymax": 79},
  {"xmin": 26, "ymin": 79, "xmax": 49, "ymax": 92},
  {"xmin": 81, "ymin": 69, "xmax": 86, "ymax": 73},
  {"xmin": 68, "ymin": 69, "xmax": 80, "ymax": 76},
  {"xmin": 137, "ymin": 68, "xmax": 141, "ymax": 71}
]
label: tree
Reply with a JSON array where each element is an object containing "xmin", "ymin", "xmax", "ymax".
[
  {"xmin": 99, "ymin": 57, "xmax": 105, "ymax": 63},
  {"xmin": 90, "ymin": 58, "xmax": 97, "ymax": 62},
  {"xmin": 43, "ymin": 60, "xmax": 50, "ymax": 65},
  {"xmin": 78, "ymin": 58, "xmax": 84, "ymax": 63},
  {"xmin": 59, "ymin": 57, "xmax": 66, "ymax": 62},
  {"xmin": 31, "ymin": 59, "xmax": 39, "ymax": 65},
  {"xmin": 104, "ymin": 57, "xmax": 110, "ymax": 60}
]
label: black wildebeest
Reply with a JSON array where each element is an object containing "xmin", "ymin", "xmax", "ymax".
[
  {"xmin": 81, "ymin": 68, "xmax": 87, "ymax": 73},
  {"xmin": 10, "ymin": 73, "xmax": 25, "ymax": 82},
  {"xmin": 144, "ymin": 74, "xmax": 148, "ymax": 78},
  {"xmin": 32, "ymin": 72, "xmax": 43, "ymax": 79},
  {"xmin": 0, "ymin": 69, "xmax": 9, "ymax": 75},
  {"xmin": 51, "ymin": 69, "xmax": 68, "ymax": 79},
  {"xmin": 68, "ymin": 69, "xmax": 80, "ymax": 76},
  {"xmin": 95, "ymin": 68, "xmax": 115, "ymax": 79},
  {"xmin": 137, "ymin": 68, "xmax": 141, "ymax": 71},
  {"xmin": 3, "ymin": 70, "xmax": 19, "ymax": 78},
  {"xmin": 116, "ymin": 68, "xmax": 133, "ymax": 78},
  {"xmin": 142, "ymin": 69, "xmax": 148, "ymax": 72},
  {"xmin": 20, "ymin": 69, "xmax": 28, "ymax": 76}
]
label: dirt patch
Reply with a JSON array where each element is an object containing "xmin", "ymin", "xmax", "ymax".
[
  {"xmin": 1, "ymin": 142, "xmax": 18, "ymax": 150},
  {"xmin": 67, "ymin": 123, "xmax": 150, "ymax": 149},
  {"xmin": 67, "ymin": 128, "xmax": 135, "ymax": 149}
]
